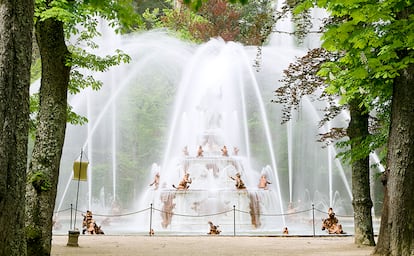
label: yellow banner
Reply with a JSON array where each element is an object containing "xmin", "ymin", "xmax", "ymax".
[{"xmin": 73, "ymin": 161, "xmax": 89, "ymax": 181}]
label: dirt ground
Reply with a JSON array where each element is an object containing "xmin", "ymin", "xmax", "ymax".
[{"xmin": 51, "ymin": 235, "xmax": 374, "ymax": 256}]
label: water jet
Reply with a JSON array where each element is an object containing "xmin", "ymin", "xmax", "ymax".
[{"xmin": 52, "ymin": 27, "xmax": 382, "ymax": 235}]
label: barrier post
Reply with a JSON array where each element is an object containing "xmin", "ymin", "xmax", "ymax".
[
  {"xmin": 149, "ymin": 203, "xmax": 153, "ymax": 236},
  {"xmin": 312, "ymin": 203, "xmax": 315, "ymax": 237},
  {"xmin": 233, "ymin": 205, "xmax": 236, "ymax": 237},
  {"xmin": 70, "ymin": 203, "xmax": 73, "ymax": 230}
]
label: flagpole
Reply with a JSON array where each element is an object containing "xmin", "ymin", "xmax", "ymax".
[{"xmin": 73, "ymin": 149, "xmax": 83, "ymax": 230}]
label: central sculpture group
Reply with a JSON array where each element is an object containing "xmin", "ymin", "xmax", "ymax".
[
  {"xmin": 148, "ymin": 144, "xmax": 344, "ymax": 235},
  {"xmin": 150, "ymin": 144, "xmax": 274, "ymax": 231},
  {"xmin": 169, "ymin": 145, "xmax": 271, "ymax": 191}
]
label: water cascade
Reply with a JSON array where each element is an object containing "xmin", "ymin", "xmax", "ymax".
[
  {"xmin": 51, "ymin": 22, "xmax": 384, "ymax": 235},
  {"xmin": 132, "ymin": 38, "xmax": 287, "ymax": 234}
]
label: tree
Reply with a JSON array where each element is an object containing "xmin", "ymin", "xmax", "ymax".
[
  {"xmin": 347, "ymin": 99, "xmax": 375, "ymax": 246},
  {"xmin": 26, "ymin": 1, "xmax": 136, "ymax": 254},
  {"xmin": 182, "ymin": 0, "xmax": 247, "ymax": 10},
  {"xmin": 274, "ymin": 47, "xmax": 376, "ymax": 245},
  {"xmin": 286, "ymin": 0, "xmax": 413, "ymax": 254},
  {"xmin": 187, "ymin": 0, "xmax": 243, "ymax": 42},
  {"xmin": 141, "ymin": 0, "xmax": 275, "ymax": 45},
  {"xmin": 0, "ymin": 0, "xmax": 34, "ymax": 255},
  {"xmin": 316, "ymin": 2, "xmax": 413, "ymax": 254},
  {"xmin": 25, "ymin": 9, "xmax": 71, "ymax": 255},
  {"xmin": 374, "ymin": 59, "xmax": 414, "ymax": 256}
]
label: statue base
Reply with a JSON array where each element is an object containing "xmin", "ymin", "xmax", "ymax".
[{"xmin": 67, "ymin": 230, "xmax": 80, "ymax": 247}]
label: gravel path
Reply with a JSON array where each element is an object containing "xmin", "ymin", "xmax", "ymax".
[{"xmin": 52, "ymin": 235, "xmax": 374, "ymax": 256}]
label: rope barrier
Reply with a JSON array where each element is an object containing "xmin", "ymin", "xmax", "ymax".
[
  {"xmin": 93, "ymin": 208, "xmax": 151, "ymax": 217},
  {"xmin": 314, "ymin": 208, "xmax": 353, "ymax": 218},
  {"xmin": 66, "ymin": 207, "xmax": 151, "ymax": 217},
  {"xmin": 56, "ymin": 205, "xmax": 350, "ymax": 219},
  {"xmin": 315, "ymin": 208, "xmax": 327, "ymax": 214},
  {"xmin": 53, "ymin": 208, "xmax": 71, "ymax": 214},
  {"xmin": 235, "ymin": 208, "xmax": 314, "ymax": 217},
  {"xmin": 333, "ymin": 213, "xmax": 354, "ymax": 218},
  {"xmin": 55, "ymin": 203, "xmax": 354, "ymax": 237}
]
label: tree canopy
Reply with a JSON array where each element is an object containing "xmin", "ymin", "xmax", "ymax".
[
  {"xmin": 294, "ymin": 0, "xmax": 413, "ymax": 108},
  {"xmin": 280, "ymin": 0, "xmax": 413, "ymax": 253}
]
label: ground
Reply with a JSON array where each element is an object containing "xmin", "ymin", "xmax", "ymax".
[{"xmin": 52, "ymin": 235, "xmax": 374, "ymax": 256}]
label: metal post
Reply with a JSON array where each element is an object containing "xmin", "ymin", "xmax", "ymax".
[
  {"xmin": 149, "ymin": 203, "xmax": 153, "ymax": 236},
  {"xmin": 312, "ymin": 203, "xmax": 315, "ymax": 237},
  {"xmin": 233, "ymin": 205, "xmax": 236, "ymax": 237},
  {"xmin": 70, "ymin": 203, "xmax": 73, "ymax": 230},
  {"xmin": 74, "ymin": 149, "xmax": 83, "ymax": 230}
]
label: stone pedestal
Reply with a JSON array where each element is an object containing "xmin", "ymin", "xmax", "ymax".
[{"xmin": 67, "ymin": 230, "xmax": 80, "ymax": 247}]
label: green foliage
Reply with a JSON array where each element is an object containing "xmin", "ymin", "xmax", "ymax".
[
  {"xmin": 140, "ymin": 8, "xmax": 162, "ymax": 29},
  {"xmin": 141, "ymin": 0, "xmax": 276, "ymax": 45},
  {"xmin": 183, "ymin": 0, "xmax": 248, "ymax": 10},
  {"xmin": 283, "ymin": 0, "xmax": 413, "ymax": 166},
  {"xmin": 68, "ymin": 70, "xmax": 103, "ymax": 94},
  {"xmin": 184, "ymin": 0, "xmax": 206, "ymax": 10},
  {"xmin": 31, "ymin": 0, "xmax": 138, "ymax": 130},
  {"xmin": 275, "ymin": 0, "xmax": 413, "ymax": 170},
  {"xmin": 134, "ymin": 0, "xmax": 170, "ymax": 15},
  {"xmin": 29, "ymin": 93, "xmax": 39, "ymax": 139},
  {"xmin": 283, "ymin": 0, "xmax": 314, "ymax": 43},
  {"xmin": 28, "ymin": 171, "xmax": 52, "ymax": 192},
  {"xmin": 25, "ymin": 225, "xmax": 42, "ymax": 249},
  {"xmin": 35, "ymin": 0, "xmax": 74, "ymax": 23},
  {"xmin": 315, "ymin": 0, "xmax": 413, "ymax": 106},
  {"xmin": 54, "ymin": 0, "xmax": 143, "ymax": 35},
  {"xmin": 230, "ymin": 0, "xmax": 276, "ymax": 45},
  {"xmin": 30, "ymin": 58, "xmax": 42, "ymax": 83},
  {"xmin": 26, "ymin": 225, "xmax": 48, "ymax": 255},
  {"xmin": 69, "ymin": 47, "xmax": 131, "ymax": 72},
  {"xmin": 86, "ymin": 72, "xmax": 176, "ymax": 206},
  {"xmin": 141, "ymin": 6, "xmax": 207, "ymax": 42},
  {"xmin": 67, "ymin": 105, "xmax": 88, "ymax": 126},
  {"xmin": 336, "ymin": 134, "xmax": 384, "ymax": 164},
  {"xmin": 25, "ymin": 225, "xmax": 41, "ymax": 241},
  {"xmin": 68, "ymin": 47, "xmax": 131, "ymax": 91},
  {"xmin": 33, "ymin": 0, "xmax": 139, "ymax": 76}
]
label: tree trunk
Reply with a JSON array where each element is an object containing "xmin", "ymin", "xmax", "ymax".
[
  {"xmin": 377, "ymin": 63, "xmax": 414, "ymax": 256},
  {"xmin": 347, "ymin": 99, "xmax": 375, "ymax": 246},
  {"xmin": 373, "ymin": 169, "xmax": 391, "ymax": 255},
  {"xmin": 25, "ymin": 16, "xmax": 70, "ymax": 255},
  {"xmin": 373, "ymin": 6, "xmax": 414, "ymax": 256},
  {"xmin": 0, "ymin": 1, "xmax": 33, "ymax": 255}
]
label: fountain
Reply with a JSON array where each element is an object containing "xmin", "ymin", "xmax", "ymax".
[
  {"xmin": 124, "ymin": 36, "xmax": 292, "ymax": 234},
  {"xmin": 51, "ymin": 17, "xmax": 384, "ymax": 235}
]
